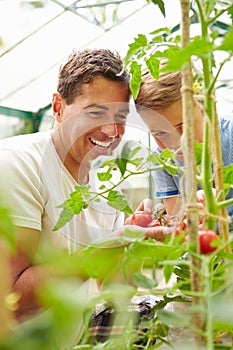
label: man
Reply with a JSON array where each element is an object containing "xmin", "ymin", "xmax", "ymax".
[{"xmin": 0, "ymin": 48, "xmax": 167, "ymax": 324}]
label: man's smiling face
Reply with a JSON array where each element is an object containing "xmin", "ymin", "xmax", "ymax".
[{"xmin": 52, "ymin": 76, "xmax": 130, "ymax": 182}]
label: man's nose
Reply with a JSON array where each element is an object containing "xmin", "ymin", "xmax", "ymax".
[{"xmin": 99, "ymin": 122, "xmax": 118, "ymax": 137}]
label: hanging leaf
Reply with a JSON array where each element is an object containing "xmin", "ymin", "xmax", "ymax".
[
  {"xmin": 145, "ymin": 54, "xmax": 160, "ymax": 80},
  {"xmin": 97, "ymin": 166, "xmax": 114, "ymax": 181},
  {"xmin": 125, "ymin": 34, "xmax": 148, "ymax": 63},
  {"xmin": 107, "ymin": 190, "xmax": 133, "ymax": 214},
  {"xmin": 217, "ymin": 25, "xmax": 233, "ymax": 52},
  {"xmin": 164, "ymin": 37, "xmax": 213, "ymax": 72},
  {"xmin": 53, "ymin": 186, "xmax": 89, "ymax": 231},
  {"xmin": 129, "ymin": 61, "xmax": 142, "ymax": 100},
  {"xmin": 160, "ymin": 148, "xmax": 176, "ymax": 160},
  {"xmin": 228, "ymin": 4, "xmax": 233, "ymax": 21},
  {"xmin": 114, "ymin": 141, "xmax": 141, "ymax": 176},
  {"xmin": 147, "ymin": 0, "xmax": 166, "ymax": 17},
  {"xmin": 132, "ymin": 272, "xmax": 158, "ymax": 289},
  {"xmin": 223, "ymin": 164, "xmax": 233, "ymax": 194},
  {"xmin": 158, "ymin": 309, "xmax": 191, "ymax": 327},
  {"xmin": 150, "ymin": 27, "xmax": 171, "ymax": 36}
]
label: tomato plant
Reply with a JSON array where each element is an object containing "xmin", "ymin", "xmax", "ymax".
[{"xmin": 198, "ymin": 229, "xmax": 219, "ymax": 254}]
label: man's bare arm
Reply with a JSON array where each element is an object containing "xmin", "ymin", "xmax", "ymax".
[{"xmin": 9, "ymin": 227, "xmax": 47, "ymax": 321}]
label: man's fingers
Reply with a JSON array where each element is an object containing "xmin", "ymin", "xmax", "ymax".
[
  {"xmin": 135, "ymin": 198, "xmax": 152, "ymax": 213},
  {"xmin": 145, "ymin": 226, "xmax": 173, "ymax": 241}
]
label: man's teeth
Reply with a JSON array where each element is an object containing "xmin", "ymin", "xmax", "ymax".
[{"xmin": 90, "ymin": 137, "xmax": 112, "ymax": 148}]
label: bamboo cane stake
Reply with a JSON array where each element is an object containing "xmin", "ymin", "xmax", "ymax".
[{"xmin": 179, "ymin": 0, "xmax": 205, "ymax": 346}]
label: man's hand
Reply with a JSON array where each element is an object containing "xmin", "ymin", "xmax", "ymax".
[
  {"xmin": 196, "ymin": 189, "xmax": 217, "ymax": 227},
  {"xmin": 110, "ymin": 224, "xmax": 173, "ymax": 242}
]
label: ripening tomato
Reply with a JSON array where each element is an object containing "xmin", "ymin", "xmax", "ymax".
[
  {"xmin": 131, "ymin": 211, "xmax": 153, "ymax": 227},
  {"xmin": 147, "ymin": 219, "xmax": 162, "ymax": 227},
  {"xmin": 175, "ymin": 221, "xmax": 187, "ymax": 236},
  {"xmin": 198, "ymin": 229, "xmax": 219, "ymax": 254}
]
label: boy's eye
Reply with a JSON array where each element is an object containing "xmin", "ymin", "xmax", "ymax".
[
  {"xmin": 151, "ymin": 131, "xmax": 168, "ymax": 137},
  {"xmin": 176, "ymin": 124, "xmax": 183, "ymax": 133}
]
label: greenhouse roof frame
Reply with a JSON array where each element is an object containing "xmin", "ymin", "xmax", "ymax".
[{"xmin": 0, "ymin": 0, "xmax": 233, "ymax": 132}]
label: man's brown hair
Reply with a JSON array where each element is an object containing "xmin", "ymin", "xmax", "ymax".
[{"xmin": 57, "ymin": 48, "xmax": 131, "ymax": 104}]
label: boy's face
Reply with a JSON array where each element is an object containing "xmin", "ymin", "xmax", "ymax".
[
  {"xmin": 139, "ymin": 100, "xmax": 183, "ymax": 155},
  {"xmin": 139, "ymin": 100, "xmax": 203, "ymax": 156}
]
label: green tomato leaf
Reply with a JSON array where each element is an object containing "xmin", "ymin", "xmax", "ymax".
[
  {"xmin": 205, "ymin": 0, "xmax": 215, "ymax": 16},
  {"xmin": 132, "ymin": 272, "xmax": 158, "ymax": 289},
  {"xmin": 217, "ymin": 25, "xmax": 233, "ymax": 52},
  {"xmin": 158, "ymin": 309, "xmax": 191, "ymax": 327},
  {"xmin": 163, "ymin": 250, "xmax": 185, "ymax": 283},
  {"xmin": 107, "ymin": 190, "xmax": 133, "ymax": 214},
  {"xmin": 150, "ymin": 27, "xmax": 170, "ymax": 36},
  {"xmin": 223, "ymin": 164, "xmax": 233, "ymax": 195},
  {"xmin": 145, "ymin": 54, "xmax": 160, "ymax": 80},
  {"xmin": 128, "ymin": 240, "xmax": 184, "ymax": 263},
  {"xmin": 147, "ymin": 153, "xmax": 161, "ymax": 164},
  {"xmin": 53, "ymin": 186, "xmax": 89, "ymax": 231},
  {"xmin": 53, "ymin": 205, "xmax": 76, "ymax": 232},
  {"xmin": 114, "ymin": 157, "xmax": 127, "ymax": 177},
  {"xmin": 121, "ymin": 141, "xmax": 141, "ymax": 160},
  {"xmin": 79, "ymin": 184, "xmax": 91, "ymax": 198},
  {"xmin": 228, "ymin": 4, "xmax": 233, "ymax": 21},
  {"xmin": 149, "ymin": 0, "xmax": 166, "ymax": 17},
  {"xmin": 164, "ymin": 37, "xmax": 213, "ymax": 72},
  {"xmin": 114, "ymin": 141, "xmax": 141, "ymax": 176},
  {"xmin": 160, "ymin": 148, "xmax": 176, "ymax": 160},
  {"xmin": 125, "ymin": 34, "xmax": 148, "ymax": 62},
  {"xmin": 129, "ymin": 61, "xmax": 142, "ymax": 100},
  {"xmin": 97, "ymin": 166, "xmax": 113, "ymax": 181},
  {"xmin": 174, "ymin": 263, "xmax": 191, "ymax": 280}
]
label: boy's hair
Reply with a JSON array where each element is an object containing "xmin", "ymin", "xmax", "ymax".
[
  {"xmin": 135, "ymin": 63, "xmax": 182, "ymax": 111},
  {"xmin": 57, "ymin": 48, "xmax": 131, "ymax": 104},
  {"xmin": 135, "ymin": 59, "xmax": 204, "ymax": 111}
]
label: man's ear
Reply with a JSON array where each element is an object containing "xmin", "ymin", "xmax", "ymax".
[{"xmin": 52, "ymin": 93, "xmax": 63, "ymax": 122}]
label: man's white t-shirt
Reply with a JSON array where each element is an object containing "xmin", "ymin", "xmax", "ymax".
[
  {"xmin": 0, "ymin": 130, "xmax": 126, "ymax": 347},
  {"xmin": 0, "ymin": 130, "xmax": 124, "ymax": 253}
]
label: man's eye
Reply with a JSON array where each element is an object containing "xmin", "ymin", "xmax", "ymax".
[
  {"xmin": 115, "ymin": 114, "xmax": 127, "ymax": 122},
  {"xmin": 86, "ymin": 111, "xmax": 105, "ymax": 118}
]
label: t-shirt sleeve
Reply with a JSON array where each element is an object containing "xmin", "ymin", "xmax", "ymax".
[
  {"xmin": 151, "ymin": 145, "xmax": 180, "ymax": 199},
  {"xmin": 153, "ymin": 168, "xmax": 180, "ymax": 198},
  {"xmin": 0, "ymin": 149, "xmax": 44, "ymax": 230}
]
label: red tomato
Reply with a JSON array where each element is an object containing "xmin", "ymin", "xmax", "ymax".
[
  {"xmin": 175, "ymin": 221, "xmax": 187, "ymax": 236},
  {"xmin": 198, "ymin": 229, "xmax": 219, "ymax": 254},
  {"xmin": 131, "ymin": 211, "xmax": 153, "ymax": 227},
  {"xmin": 181, "ymin": 221, "xmax": 187, "ymax": 231},
  {"xmin": 147, "ymin": 219, "xmax": 162, "ymax": 227}
]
